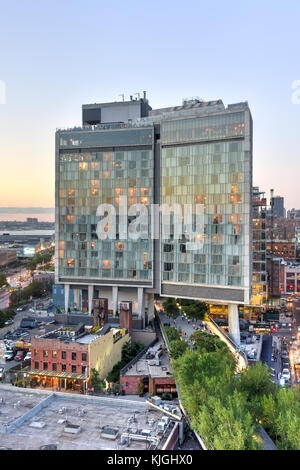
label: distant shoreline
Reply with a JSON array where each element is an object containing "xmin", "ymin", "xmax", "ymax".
[{"xmin": 0, "ymin": 208, "xmax": 54, "ymax": 213}]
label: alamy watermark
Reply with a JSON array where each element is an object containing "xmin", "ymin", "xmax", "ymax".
[
  {"xmin": 291, "ymin": 80, "xmax": 300, "ymax": 104},
  {"xmin": 0, "ymin": 80, "xmax": 6, "ymax": 104},
  {"xmin": 96, "ymin": 197, "xmax": 205, "ymax": 251}
]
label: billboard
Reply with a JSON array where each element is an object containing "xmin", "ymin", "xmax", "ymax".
[{"xmin": 23, "ymin": 246, "xmax": 36, "ymax": 257}]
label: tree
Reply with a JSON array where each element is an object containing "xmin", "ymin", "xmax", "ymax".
[
  {"xmin": 190, "ymin": 330, "xmax": 227, "ymax": 353},
  {"xmin": 177, "ymin": 298, "xmax": 208, "ymax": 320},
  {"xmin": 90, "ymin": 368, "xmax": 104, "ymax": 392},
  {"xmin": 164, "ymin": 326, "xmax": 181, "ymax": 342},
  {"xmin": 162, "ymin": 297, "xmax": 179, "ymax": 318},
  {"xmin": 236, "ymin": 361, "xmax": 276, "ymax": 417},
  {"xmin": 169, "ymin": 339, "xmax": 188, "ymax": 359},
  {"xmin": 0, "ymin": 273, "xmax": 8, "ymax": 288}
]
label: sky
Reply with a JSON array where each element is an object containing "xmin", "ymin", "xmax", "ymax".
[{"xmin": 0, "ymin": 0, "xmax": 299, "ymax": 210}]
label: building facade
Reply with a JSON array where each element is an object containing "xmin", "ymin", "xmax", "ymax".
[
  {"xmin": 55, "ymin": 96, "xmax": 253, "ymax": 339},
  {"xmin": 251, "ymin": 187, "xmax": 267, "ymax": 308},
  {"xmin": 29, "ymin": 323, "xmax": 129, "ymax": 392}
]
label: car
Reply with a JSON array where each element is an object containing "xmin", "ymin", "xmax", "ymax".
[
  {"xmin": 270, "ymin": 368, "xmax": 276, "ymax": 376},
  {"xmin": 4, "ymin": 319, "xmax": 14, "ymax": 326},
  {"xmin": 282, "ymin": 369, "xmax": 290, "ymax": 380},
  {"xmin": 24, "ymin": 352, "xmax": 31, "ymax": 361},
  {"xmin": 14, "ymin": 350, "xmax": 26, "ymax": 361},
  {"xmin": 3, "ymin": 350, "xmax": 15, "ymax": 361},
  {"xmin": 0, "ymin": 367, "xmax": 5, "ymax": 380},
  {"xmin": 16, "ymin": 306, "xmax": 26, "ymax": 312}
]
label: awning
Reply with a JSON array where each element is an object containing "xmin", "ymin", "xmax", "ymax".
[{"xmin": 27, "ymin": 369, "xmax": 86, "ymax": 380}]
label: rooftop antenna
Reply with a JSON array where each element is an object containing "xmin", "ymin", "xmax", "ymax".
[
  {"xmin": 118, "ymin": 94, "xmax": 125, "ymax": 102},
  {"xmin": 134, "ymin": 93, "xmax": 140, "ymax": 100}
]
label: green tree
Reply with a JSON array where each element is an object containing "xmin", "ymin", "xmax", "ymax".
[
  {"xmin": 90, "ymin": 368, "xmax": 104, "ymax": 392},
  {"xmin": 164, "ymin": 326, "xmax": 181, "ymax": 342},
  {"xmin": 177, "ymin": 298, "xmax": 208, "ymax": 320},
  {"xmin": 169, "ymin": 339, "xmax": 188, "ymax": 359},
  {"xmin": 236, "ymin": 361, "xmax": 276, "ymax": 417},
  {"xmin": 0, "ymin": 273, "xmax": 8, "ymax": 288},
  {"xmin": 190, "ymin": 330, "xmax": 227, "ymax": 353},
  {"xmin": 162, "ymin": 297, "xmax": 179, "ymax": 318}
]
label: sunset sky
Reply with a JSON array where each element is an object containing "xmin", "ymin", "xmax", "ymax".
[{"xmin": 0, "ymin": 0, "xmax": 299, "ymax": 209}]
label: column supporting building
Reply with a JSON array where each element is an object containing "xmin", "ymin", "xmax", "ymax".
[
  {"xmin": 74, "ymin": 288, "xmax": 81, "ymax": 311},
  {"xmin": 137, "ymin": 287, "xmax": 144, "ymax": 328},
  {"xmin": 88, "ymin": 285, "xmax": 94, "ymax": 315},
  {"xmin": 228, "ymin": 303, "xmax": 240, "ymax": 346},
  {"xmin": 112, "ymin": 286, "xmax": 118, "ymax": 316},
  {"xmin": 64, "ymin": 284, "xmax": 70, "ymax": 313}
]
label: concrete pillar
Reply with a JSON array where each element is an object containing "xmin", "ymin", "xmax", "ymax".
[
  {"xmin": 74, "ymin": 288, "xmax": 80, "ymax": 310},
  {"xmin": 112, "ymin": 286, "xmax": 118, "ymax": 316},
  {"xmin": 137, "ymin": 287, "xmax": 144, "ymax": 328},
  {"xmin": 64, "ymin": 284, "xmax": 70, "ymax": 313},
  {"xmin": 88, "ymin": 285, "xmax": 94, "ymax": 315},
  {"xmin": 228, "ymin": 304, "xmax": 240, "ymax": 346},
  {"xmin": 178, "ymin": 422, "xmax": 184, "ymax": 445}
]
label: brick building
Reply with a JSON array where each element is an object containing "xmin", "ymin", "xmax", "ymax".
[
  {"xmin": 29, "ymin": 322, "xmax": 129, "ymax": 392},
  {"xmin": 120, "ymin": 341, "xmax": 176, "ymax": 397}
]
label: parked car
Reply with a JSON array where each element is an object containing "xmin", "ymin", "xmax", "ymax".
[
  {"xmin": 3, "ymin": 350, "xmax": 15, "ymax": 361},
  {"xmin": 24, "ymin": 351, "xmax": 31, "ymax": 361},
  {"xmin": 0, "ymin": 367, "xmax": 5, "ymax": 380},
  {"xmin": 4, "ymin": 319, "xmax": 14, "ymax": 326},
  {"xmin": 270, "ymin": 368, "xmax": 276, "ymax": 377},
  {"xmin": 282, "ymin": 368, "xmax": 290, "ymax": 380},
  {"xmin": 14, "ymin": 350, "xmax": 26, "ymax": 361}
]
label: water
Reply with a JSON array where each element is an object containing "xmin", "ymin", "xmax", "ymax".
[
  {"xmin": 0, "ymin": 230, "xmax": 54, "ymax": 236},
  {"xmin": 0, "ymin": 212, "xmax": 54, "ymax": 222}
]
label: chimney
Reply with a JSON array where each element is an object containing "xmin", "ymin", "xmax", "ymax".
[
  {"xmin": 119, "ymin": 301, "xmax": 132, "ymax": 335},
  {"xmin": 143, "ymin": 91, "xmax": 147, "ymax": 100},
  {"xmin": 93, "ymin": 298, "xmax": 108, "ymax": 328}
]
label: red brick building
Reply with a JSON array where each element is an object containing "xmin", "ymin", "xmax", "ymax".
[{"xmin": 120, "ymin": 342, "xmax": 177, "ymax": 397}]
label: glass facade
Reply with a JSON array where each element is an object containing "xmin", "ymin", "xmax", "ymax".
[
  {"xmin": 56, "ymin": 99, "xmax": 252, "ymax": 305},
  {"xmin": 161, "ymin": 112, "xmax": 250, "ymax": 289},
  {"xmin": 57, "ymin": 147, "xmax": 153, "ymax": 281}
]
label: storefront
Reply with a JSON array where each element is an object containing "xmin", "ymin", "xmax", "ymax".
[{"xmin": 27, "ymin": 370, "xmax": 88, "ymax": 393}]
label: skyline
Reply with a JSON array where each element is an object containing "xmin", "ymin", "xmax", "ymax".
[{"xmin": 0, "ymin": 0, "xmax": 300, "ymax": 209}]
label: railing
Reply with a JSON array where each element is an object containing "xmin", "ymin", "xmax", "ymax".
[
  {"xmin": 156, "ymin": 313, "xmax": 204, "ymax": 450},
  {"xmin": 207, "ymin": 315, "xmax": 248, "ymax": 368}
]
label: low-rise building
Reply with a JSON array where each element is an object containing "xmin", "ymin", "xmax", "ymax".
[
  {"xmin": 29, "ymin": 323, "xmax": 129, "ymax": 392},
  {"xmin": 0, "ymin": 248, "xmax": 17, "ymax": 267},
  {"xmin": 120, "ymin": 340, "xmax": 176, "ymax": 397}
]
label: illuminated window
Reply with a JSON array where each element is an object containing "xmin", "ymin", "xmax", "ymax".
[
  {"xmin": 115, "ymin": 242, "xmax": 124, "ymax": 251},
  {"xmin": 43, "ymin": 350, "xmax": 48, "ymax": 358},
  {"xmin": 128, "ymin": 188, "xmax": 137, "ymax": 196},
  {"xmin": 66, "ymin": 215, "xmax": 74, "ymax": 224},
  {"xmin": 68, "ymin": 189, "xmax": 75, "ymax": 196},
  {"xmin": 52, "ymin": 350, "xmax": 57, "ymax": 359},
  {"xmin": 91, "ymin": 162, "xmax": 99, "ymax": 169},
  {"xmin": 229, "ymin": 194, "xmax": 242, "ymax": 203},
  {"xmin": 140, "ymin": 197, "xmax": 148, "ymax": 204},
  {"xmin": 91, "ymin": 188, "xmax": 99, "ymax": 196},
  {"xmin": 66, "ymin": 258, "xmax": 75, "ymax": 267},
  {"xmin": 103, "ymin": 171, "xmax": 109, "ymax": 178},
  {"xmin": 103, "ymin": 260, "xmax": 112, "ymax": 268},
  {"xmin": 79, "ymin": 162, "xmax": 88, "ymax": 170},
  {"xmin": 90, "ymin": 180, "xmax": 99, "ymax": 187}
]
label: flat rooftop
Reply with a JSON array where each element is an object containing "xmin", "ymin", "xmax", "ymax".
[
  {"xmin": 0, "ymin": 386, "xmax": 177, "ymax": 450},
  {"xmin": 123, "ymin": 341, "xmax": 172, "ymax": 379}
]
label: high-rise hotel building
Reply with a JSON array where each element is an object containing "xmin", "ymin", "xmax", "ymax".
[{"xmin": 55, "ymin": 94, "xmax": 252, "ymax": 332}]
